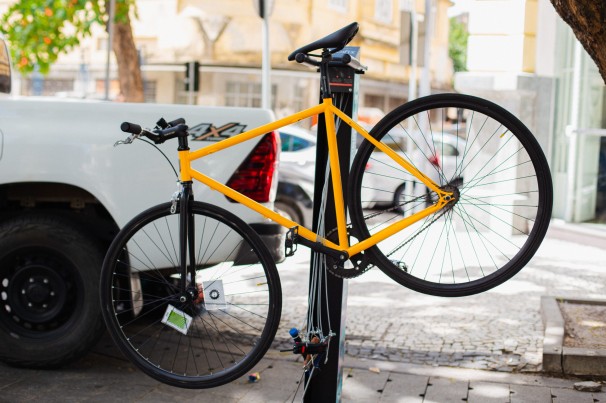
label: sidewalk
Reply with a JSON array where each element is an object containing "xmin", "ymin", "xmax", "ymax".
[
  {"xmin": 0, "ymin": 220, "xmax": 605, "ymax": 401},
  {"xmin": 0, "ymin": 344, "xmax": 603, "ymax": 402},
  {"xmin": 270, "ymin": 221, "xmax": 606, "ymax": 373}
]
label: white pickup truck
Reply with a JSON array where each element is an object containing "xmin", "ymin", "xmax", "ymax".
[{"xmin": 0, "ymin": 35, "xmax": 283, "ymax": 368}]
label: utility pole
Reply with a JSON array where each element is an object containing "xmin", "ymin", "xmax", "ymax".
[
  {"xmin": 253, "ymin": 0, "xmax": 274, "ymax": 110},
  {"xmin": 401, "ymin": 0, "xmax": 418, "ymax": 102},
  {"xmin": 419, "ymin": 0, "xmax": 434, "ymax": 98},
  {"xmin": 105, "ymin": 0, "xmax": 116, "ymax": 100}
]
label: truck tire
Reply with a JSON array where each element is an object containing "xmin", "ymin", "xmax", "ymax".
[{"xmin": 0, "ymin": 214, "xmax": 105, "ymax": 368}]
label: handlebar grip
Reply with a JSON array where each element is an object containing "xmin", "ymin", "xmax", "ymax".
[
  {"xmin": 168, "ymin": 117, "xmax": 186, "ymax": 127},
  {"xmin": 295, "ymin": 53, "xmax": 321, "ymax": 68},
  {"xmin": 341, "ymin": 54, "xmax": 368, "ymax": 72},
  {"xmin": 121, "ymin": 122, "xmax": 142, "ymax": 134}
]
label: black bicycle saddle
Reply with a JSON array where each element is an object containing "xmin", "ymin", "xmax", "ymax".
[{"xmin": 287, "ymin": 22, "xmax": 359, "ymax": 61}]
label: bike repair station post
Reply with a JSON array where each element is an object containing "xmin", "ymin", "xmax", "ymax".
[{"xmin": 304, "ymin": 47, "xmax": 362, "ymax": 402}]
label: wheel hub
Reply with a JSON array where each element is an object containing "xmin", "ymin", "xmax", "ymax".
[
  {"xmin": 441, "ymin": 184, "xmax": 460, "ymax": 209},
  {"xmin": 9, "ymin": 263, "xmax": 67, "ymax": 324},
  {"xmin": 26, "ymin": 282, "xmax": 51, "ymax": 303}
]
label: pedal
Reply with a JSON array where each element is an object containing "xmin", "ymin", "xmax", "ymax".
[{"xmin": 285, "ymin": 227, "xmax": 298, "ymax": 257}]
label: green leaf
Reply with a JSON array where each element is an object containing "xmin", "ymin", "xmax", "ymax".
[{"xmin": 1, "ymin": 0, "xmax": 134, "ymax": 75}]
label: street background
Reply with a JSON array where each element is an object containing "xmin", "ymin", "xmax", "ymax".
[{"xmin": 1, "ymin": 222, "xmax": 605, "ymax": 402}]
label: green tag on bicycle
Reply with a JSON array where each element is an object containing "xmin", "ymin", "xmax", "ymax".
[{"xmin": 161, "ymin": 305, "xmax": 192, "ymax": 335}]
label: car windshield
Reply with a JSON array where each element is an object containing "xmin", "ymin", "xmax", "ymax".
[{"xmin": 279, "ymin": 130, "xmax": 316, "ymax": 152}]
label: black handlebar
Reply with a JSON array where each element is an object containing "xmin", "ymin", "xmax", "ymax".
[
  {"xmin": 168, "ymin": 117, "xmax": 185, "ymax": 127},
  {"xmin": 120, "ymin": 119, "xmax": 188, "ymax": 144},
  {"xmin": 121, "ymin": 121, "xmax": 142, "ymax": 134}
]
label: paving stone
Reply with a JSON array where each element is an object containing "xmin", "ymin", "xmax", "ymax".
[
  {"xmin": 573, "ymin": 381, "xmax": 602, "ymax": 392},
  {"xmin": 341, "ymin": 367, "xmax": 389, "ymax": 402},
  {"xmin": 510, "ymin": 384, "xmax": 553, "ymax": 402},
  {"xmin": 424, "ymin": 377, "xmax": 469, "ymax": 402},
  {"xmin": 551, "ymin": 387, "xmax": 595, "ymax": 403},
  {"xmin": 380, "ymin": 372, "xmax": 428, "ymax": 403},
  {"xmin": 468, "ymin": 381, "xmax": 510, "ymax": 403}
]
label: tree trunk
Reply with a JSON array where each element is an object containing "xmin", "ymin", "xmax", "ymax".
[
  {"xmin": 112, "ymin": 16, "xmax": 144, "ymax": 102},
  {"xmin": 549, "ymin": 0, "xmax": 606, "ymax": 83}
]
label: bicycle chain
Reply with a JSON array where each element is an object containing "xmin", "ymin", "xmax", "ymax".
[
  {"xmin": 322, "ymin": 195, "xmax": 428, "ymax": 279},
  {"xmin": 384, "ymin": 185, "xmax": 458, "ymax": 259},
  {"xmin": 385, "ymin": 207, "xmax": 450, "ymax": 259},
  {"xmin": 320, "ymin": 192, "xmax": 455, "ymax": 278}
]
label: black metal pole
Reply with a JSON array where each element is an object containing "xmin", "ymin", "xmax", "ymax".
[{"xmin": 304, "ymin": 48, "xmax": 360, "ymax": 402}]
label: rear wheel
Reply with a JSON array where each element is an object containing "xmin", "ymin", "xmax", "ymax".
[
  {"xmin": 100, "ymin": 201, "xmax": 282, "ymax": 388},
  {"xmin": 349, "ymin": 93, "xmax": 553, "ymax": 297}
]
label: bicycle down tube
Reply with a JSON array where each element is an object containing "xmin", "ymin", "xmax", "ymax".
[{"xmin": 180, "ymin": 97, "xmax": 455, "ymax": 258}]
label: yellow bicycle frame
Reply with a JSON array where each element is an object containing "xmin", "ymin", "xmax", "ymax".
[{"xmin": 178, "ymin": 97, "xmax": 454, "ymax": 258}]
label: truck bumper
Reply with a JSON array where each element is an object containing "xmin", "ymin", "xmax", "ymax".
[{"xmin": 248, "ymin": 223, "xmax": 286, "ymax": 264}]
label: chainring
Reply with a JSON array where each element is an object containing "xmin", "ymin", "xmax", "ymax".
[
  {"xmin": 321, "ymin": 225, "xmax": 374, "ymax": 279},
  {"xmin": 326, "ymin": 252, "xmax": 373, "ymax": 279}
]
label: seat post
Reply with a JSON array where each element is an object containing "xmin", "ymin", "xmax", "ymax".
[{"xmin": 319, "ymin": 50, "xmax": 332, "ymax": 99}]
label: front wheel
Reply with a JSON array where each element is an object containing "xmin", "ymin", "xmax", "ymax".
[
  {"xmin": 100, "ymin": 201, "xmax": 282, "ymax": 388},
  {"xmin": 0, "ymin": 215, "xmax": 105, "ymax": 368},
  {"xmin": 349, "ymin": 93, "xmax": 553, "ymax": 297}
]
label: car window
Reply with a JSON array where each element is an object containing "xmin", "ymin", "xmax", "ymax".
[
  {"xmin": 0, "ymin": 38, "xmax": 11, "ymax": 94},
  {"xmin": 434, "ymin": 141, "xmax": 459, "ymax": 156},
  {"xmin": 370, "ymin": 135, "xmax": 407, "ymax": 153},
  {"xmin": 280, "ymin": 132, "xmax": 313, "ymax": 152}
]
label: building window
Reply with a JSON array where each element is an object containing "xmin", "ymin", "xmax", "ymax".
[
  {"xmin": 23, "ymin": 78, "xmax": 73, "ymax": 96},
  {"xmin": 143, "ymin": 80, "xmax": 157, "ymax": 103},
  {"xmin": 375, "ymin": 0, "xmax": 393, "ymax": 23},
  {"xmin": 329, "ymin": 0, "xmax": 348, "ymax": 13},
  {"xmin": 225, "ymin": 81, "xmax": 277, "ymax": 109},
  {"xmin": 226, "ymin": 82, "xmax": 262, "ymax": 108},
  {"xmin": 292, "ymin": 84, "xmax": 306, "ymax": 113}
]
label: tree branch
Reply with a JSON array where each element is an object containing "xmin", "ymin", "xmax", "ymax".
[{"xmin": 549, "ymin": 0, "xmax": 606, "ymax": 83}]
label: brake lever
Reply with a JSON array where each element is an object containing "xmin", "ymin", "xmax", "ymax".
[{"xmin": 114, "ymin": 133, "xmax": 140, "ymax": 147}]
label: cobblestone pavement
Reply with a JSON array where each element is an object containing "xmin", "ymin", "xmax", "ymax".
[{"xmin": 273, "ymin": 223, "xmax": 606, "ymax": 374}]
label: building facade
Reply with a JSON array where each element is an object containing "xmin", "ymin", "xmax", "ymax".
[
  {"xmin": 1, "ymin": 0, "xmax": 454, "ymax": 116},
  {"xmin": 455, "ymin": 0, "xmax": 606, "ymax": 224}
]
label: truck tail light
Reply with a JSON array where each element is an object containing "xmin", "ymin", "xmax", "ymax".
[
  {"xmin": 226, "ymin": 132, "xmax": 279, "ymax": 203},
  {"xmin": 429, "ymin": 152, "xmax": 441, "ymax": 168}
]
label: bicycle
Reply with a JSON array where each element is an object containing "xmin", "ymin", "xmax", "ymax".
[{"xmin": 100, "ymin": 22, "xmax": 553, "ymax": 389}]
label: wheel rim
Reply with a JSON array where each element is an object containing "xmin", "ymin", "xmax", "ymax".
[
  {"xmin": 351, "ymin": 95, "xmax": 552, "ymax": 295},
  {"xmin": 0, "ymin": 249, "xmax": 79, "ymax": 336}
]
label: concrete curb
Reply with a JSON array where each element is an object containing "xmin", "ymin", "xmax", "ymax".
[
  {"xmin": 547, "ymin": 219, "xmax": 606, "ymax": 249},
  {"xmin": 540, "ymin": 296, "xmax": 606, "ymax": 376},
  {"xmin": 540, "ymin": 296, "xmax": 565, "ymax": 373}
]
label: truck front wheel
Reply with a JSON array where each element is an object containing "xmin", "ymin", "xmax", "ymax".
[{"xmin": 0, "ymin": 215, "xmax": 105, "ymax": 368}]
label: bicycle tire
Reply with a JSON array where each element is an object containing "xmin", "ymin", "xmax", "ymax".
[
  {"xmin": 100, "ymin": 201, "xmax": 282, "ymax": 388},
  {"xmin": 349, "ymin": 93, "xmax": 552, "ymax": 297}
]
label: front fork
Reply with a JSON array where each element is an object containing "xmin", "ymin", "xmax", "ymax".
[{"xmin": 178, "ymin": 181, "xmax": 198, "ymax": 301}]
